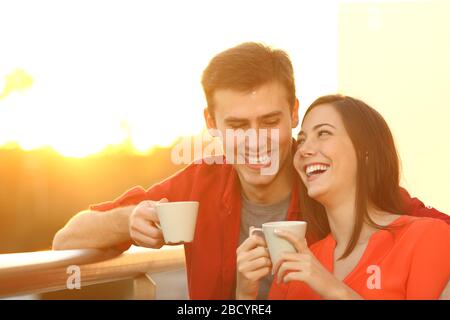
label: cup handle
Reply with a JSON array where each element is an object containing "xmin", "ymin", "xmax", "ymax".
[{"xmin": 249, "ymin": 227, "xmax": 263, "ymax": 237}]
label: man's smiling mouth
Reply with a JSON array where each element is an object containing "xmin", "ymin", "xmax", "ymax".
[{"xmin": 246, "ymin": 153, "xmax": 271, "ymax": 165}]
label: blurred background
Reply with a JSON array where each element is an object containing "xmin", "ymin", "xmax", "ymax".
[{"xmin": 1, "ymin": 0, "xmax": 449, "ymax": 254}]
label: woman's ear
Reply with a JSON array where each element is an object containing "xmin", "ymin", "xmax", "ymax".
[{"xmin": 291, "ymin": 98, "xmax": 300, "ymax": 128}]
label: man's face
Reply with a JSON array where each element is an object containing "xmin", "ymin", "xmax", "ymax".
[{"xmin": 205, "ymin": 82, "xmax": 299, "ymax": 188}]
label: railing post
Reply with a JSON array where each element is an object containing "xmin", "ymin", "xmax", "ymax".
[{"xmin": 132, "ymin": 273, "xmax": 156, "ymax": 300}]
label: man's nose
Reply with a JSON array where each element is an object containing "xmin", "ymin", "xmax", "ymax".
[{"xmin": 247, "ymin": 124, "xmax": 269, "ymax": 150}]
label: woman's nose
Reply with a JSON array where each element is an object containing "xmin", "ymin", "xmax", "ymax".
[{"xmin": 298, "ymin": 140, "xmax": 316, "ymax": 158}]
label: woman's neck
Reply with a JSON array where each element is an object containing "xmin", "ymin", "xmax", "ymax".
[
  {"xmin": 323, "ymin": 194, "xmax": 393, "ymax": 249},
  {"xmin": 324, "ymin": 197, "xmax": 357, "ymax": 247}
]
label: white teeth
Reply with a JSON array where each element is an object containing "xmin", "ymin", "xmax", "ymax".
[
  {"xmin": 248, "ymin": 155, "xmax": 270, "ymax": 164},
  {"xmin": 305, "ymin": 164, "xmax": 330, "ymax": 176}
]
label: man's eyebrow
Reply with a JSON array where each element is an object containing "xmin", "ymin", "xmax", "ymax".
[
  {"xmin": 298, "ymin": 123, "xmax": 336, "ymax": 136},
  {"xmin": 258, "ymin": 111, "xmax": 283, "ymax": 120},
  {"xmin": 224, "ymin": 111, "xmax": 283, "ymax": 123},
  {"xmin": 224, "ymin": 117, "xmax": 248, "ymax": 123}
]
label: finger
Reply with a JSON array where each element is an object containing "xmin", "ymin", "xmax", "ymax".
[
  {"xmin": 280, "ymin": 252, "xmax": 310, "ymax": 262},
  {"xmin": 238, "ymin": 256, "xmax": 272, "ymax": 274},
  {"xmin": 271, "ymin": 252, "xmax": 293, "ymax": 276},
  {"xmin": 247, "ymin": 246, "xmax": 270, "ymax": 261},
  {"xmin": 283, "ymin": 271, "xmax": 305, "ymax": 284},
  {"xmin": 236, "ymin": 234, "xmax": 267, "ymax": 254},
  {"xmin": 271, "ymin": 252, "xmax": 308, "ymax": 276},
  {"xmin": 274, "ymin": 229, "xmax": 309, "ymax": 253},
  {"xmin": 159, "ymin": 198, "xmax": 168, "ymax": 203},
  {"xmin": 277, "ymin": 261, "xmax": 307, "ymax": 284},
  {"xmin": 132, "ymin": 219, "xmax": 164, "ymax": 239},
  {"xmin": 245, "ymin": 267, "xmax": 271, "ymax": 282},
  {"xmin": 237, "ymin": 246, "xmax": 270, "ymax": 265},
  {"xmin": 136, "ymin": 205, "xmax": 160, "ymax": 223},
  {"xmin": 295, "ymin": 238, "xmax": 309, "ymax": 253},
  {"xmin": 272, "ymin": 257, "xmax": 283, "ymax": 276},
  {"xmin": 132, "ymin": 230, "xmax": 164, "ymax": 248}
]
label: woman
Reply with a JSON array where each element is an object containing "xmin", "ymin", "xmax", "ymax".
[{"xmin": 237, "ymin": 95, "xmax": 450, "ymax": 299}]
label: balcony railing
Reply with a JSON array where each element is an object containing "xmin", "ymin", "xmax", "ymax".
[{"xmin": 0, "ymin": 245, "xmax": 186, "ymax": 299}]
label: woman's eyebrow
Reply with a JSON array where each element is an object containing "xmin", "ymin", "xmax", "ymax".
[
  {"xmin": 298, "ymin": 123, "xmax": 336, "ymax": 137},
  {"xmin": 312, "ymin": 123, "xmax": 336, "ymax": 130}
]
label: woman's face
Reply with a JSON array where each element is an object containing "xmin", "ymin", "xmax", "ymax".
[{"xmin": 294, "ymin": 103, "xmax": 357, "ymax": 205}]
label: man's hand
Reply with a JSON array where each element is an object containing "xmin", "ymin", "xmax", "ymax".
[
  {"xmin": 129, "ymin": 198, "xmax": 168, "ymax": 249},
  {"xmin": 235, "ymin": 228, "xmax": 272, "ymax": 300}
]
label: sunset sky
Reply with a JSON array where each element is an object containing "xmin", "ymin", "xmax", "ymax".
[
  {"xmin": 0, "ymin": 0, "xmax": 337, "ymax": 157},
  {"xmin": 1, "ymin": 0, "xmax": 449, "ymax": 213}
]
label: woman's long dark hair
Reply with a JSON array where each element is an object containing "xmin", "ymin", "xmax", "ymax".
[{"xmin": 299, "ymin": 95, "xmax": 404, "ymax": 259}]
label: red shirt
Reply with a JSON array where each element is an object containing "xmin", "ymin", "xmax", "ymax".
[
  {"xmin": 269, "ymin": 215, "xmax": 450, "ymax": 300},
  {"xmin": 90, "ymin": 156, "xmax": 450, "ymax": 299}
]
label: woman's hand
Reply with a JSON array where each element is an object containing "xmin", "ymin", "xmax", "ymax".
[
  {"xmin": 272, "ymin": 229, "xmax": 362, "ymax": 300},
  {"xmin": 235, "ymin": 228, "xmax": 272, "ymax": 300}
]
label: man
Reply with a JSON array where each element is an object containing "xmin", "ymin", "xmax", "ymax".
[{"xmin": 53, "ymin": 42, "xmax": 450, "ymax": 299}]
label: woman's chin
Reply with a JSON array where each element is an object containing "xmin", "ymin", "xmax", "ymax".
[{"xmin": 307, "ymin": 187, "xmax": 327, "ymax": 202}]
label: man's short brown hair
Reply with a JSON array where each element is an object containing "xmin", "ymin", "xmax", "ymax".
[{"xmin": 201, "ymin": 42, "xmax": 296, "ymax": 117}]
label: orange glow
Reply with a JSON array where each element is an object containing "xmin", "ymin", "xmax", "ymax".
[{"xmin": 0, "ymin": 1, "xmax": 338, "ymax": 158}]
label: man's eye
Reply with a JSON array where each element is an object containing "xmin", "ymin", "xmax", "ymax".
[
  {"xmin": 262, "ymin": 120, "xmax": 280, "ymax": 127},
  {"xmin": 229, "ymin": 124, "xmax": 246, "ymax": 129}
]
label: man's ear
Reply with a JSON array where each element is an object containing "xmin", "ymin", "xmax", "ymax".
[
  {"xmin": 204, "ymin": 108, "xmax": 218, "ymax": 136},
  {"xmin": 291, "ymin": 98, "xmax": 300, "ymax": 128}
]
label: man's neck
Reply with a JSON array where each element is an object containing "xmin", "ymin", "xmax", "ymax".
[{"xmin": 239, "ymin": 159, "xmax": 294, "ymax": 205}]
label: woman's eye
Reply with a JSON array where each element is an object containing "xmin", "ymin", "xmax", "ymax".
[
  {"xmin": 318, "ymin": 130, "xmax": 331, "ymax": 137},
  {"xmin": 297, "ymin": 137, "xmax": 306, "ymax": 145}
]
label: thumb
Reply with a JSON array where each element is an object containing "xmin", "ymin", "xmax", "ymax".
[
  {"xmin": 295, "ymin": 238, "xmax": 310, "ymax": 254},
  {"xmin": 159, "ymin": 198, "xmax": 169, "ymax": 203}
]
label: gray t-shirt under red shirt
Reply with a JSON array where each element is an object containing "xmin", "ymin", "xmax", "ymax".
[{"xmin": 239, "ymin": 193, "xmax": 291, "ymax": 300}]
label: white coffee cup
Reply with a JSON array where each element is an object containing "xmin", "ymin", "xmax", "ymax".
[
  {"xmin": 250, "ymin": 221, "xmax": 307, "ymax": 265},
  {"xmin": 155, "ymin": 201, "xmax": 199, "ymax": 244}
]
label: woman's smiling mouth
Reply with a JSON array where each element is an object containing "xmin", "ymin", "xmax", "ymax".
[{"xmin": 304, "ymin": 163, "xmax": 330, "ymax": 181}]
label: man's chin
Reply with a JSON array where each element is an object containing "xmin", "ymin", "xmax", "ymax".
[{"xmin": 236, "ymin": 165, "xmax": 278, "ymax": 187}]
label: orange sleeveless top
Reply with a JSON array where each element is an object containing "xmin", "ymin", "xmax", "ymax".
[{"xmin": 269, "ymin": 215, "xmax": 450, "ymax": 300}]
